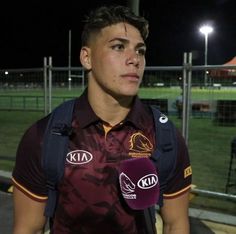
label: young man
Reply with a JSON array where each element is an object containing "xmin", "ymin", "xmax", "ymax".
[{"xmin": 12, "ymin": 5, "xmax": 192, "ymax": 234}]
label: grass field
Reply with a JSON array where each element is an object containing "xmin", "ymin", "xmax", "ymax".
[
  {"xmin": 1, "ymin": 86, "xmax": 236, "ymax": 214},
  {"xmin": 1, "ymin": 86, "xmax": 236, "ymax": 100}
]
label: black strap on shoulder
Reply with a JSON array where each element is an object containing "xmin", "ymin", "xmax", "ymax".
[
  {"xmin": 42, "ymin": 99, "xmax": 76, "ymax": 218},
  {"xmin": 143, "ymin": 105, "xmax": 177, "ymax": 234},
  {"xmin": 149, "ymin": 105, "xmax": 177, "ymax": 203}
]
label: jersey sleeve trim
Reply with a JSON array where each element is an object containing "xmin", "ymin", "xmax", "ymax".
[
  {"xmin": 163, "ymin": 184, "xmax": 191, "ymax": 199},
  {"xmin": 12, "ymin": 177, "xmax": 48, "ymax": 202}
]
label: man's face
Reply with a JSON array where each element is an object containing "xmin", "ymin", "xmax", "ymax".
[{"xmin": 81, "ymin": 22, "xmax": 146, "ymax": 98}]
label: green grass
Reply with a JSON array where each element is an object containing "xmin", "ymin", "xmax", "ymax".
[
  {"xmin": 1, "ymin": 86, "xmax": 236, "ymax": 100},
  {"xmin": 0, "ymin": 159, "xmax": 15, "ymax": 171},
  {"xmin": 188, "ymin": 119, "xmax": 234, "ymax": 191},
  {"xmin": 139, "ymin": 87, "xmax": 236, "ymax": 100},
  {"xmin": 0, "ymin": 111, "xmax": 44, "ymax": 160}
]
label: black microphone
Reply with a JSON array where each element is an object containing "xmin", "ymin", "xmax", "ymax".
[{"xmin": 119, "ymin": 157, "xmax": 160, "ymax": 210}]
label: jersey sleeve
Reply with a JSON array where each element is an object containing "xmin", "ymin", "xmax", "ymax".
[
  {"xmin": 12, "ymin": 117, "xmax": 49, "ymax": 202},
  {"xmin": 163, "ymin": 129, "xmax": 192, "ymax": 199}
]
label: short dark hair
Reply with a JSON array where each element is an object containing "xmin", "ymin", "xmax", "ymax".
[{"xmin": 81, "ymin": 5, "xmax": 149, "ymax": 46}]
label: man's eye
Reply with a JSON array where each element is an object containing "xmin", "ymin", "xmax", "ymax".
[
  {"xmin": 111, "ymin": 44, "xmax": 124, "ymax": 51},
  {"xmin": 137, "ymin": 48, "xmax": 146, "ymax": 56}
]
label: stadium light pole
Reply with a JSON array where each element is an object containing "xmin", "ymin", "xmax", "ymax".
[
  {"xmin": 127, "ymin": 0, "xmax": 140, "ymax": 15},
  {"xmin": 199, "ymin": 25, "xmax": 213, "ymax": 86}
]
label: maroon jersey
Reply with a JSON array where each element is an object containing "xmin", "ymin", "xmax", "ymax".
[{"xmin": 12, "ymin": 91, "xmax": 192, "ymax": 233}]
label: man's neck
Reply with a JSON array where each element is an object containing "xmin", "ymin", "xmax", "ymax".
[{"xmin": 88, "ymin": 87, "xmax": 134, "ymax": 126}]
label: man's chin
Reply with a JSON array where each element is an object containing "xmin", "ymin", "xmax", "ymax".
[{"xmin": 121, "ymin": 87, "xmax": 140, "ymax": 97}]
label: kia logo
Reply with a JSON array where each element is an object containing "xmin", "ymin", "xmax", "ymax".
[
  {"xmin": 66, "ymin": 150, "xmax": 93, "ymax": 165},
  {"xmin": 137, "ymin": 174, "xmax": 158, "ymax": 189}
]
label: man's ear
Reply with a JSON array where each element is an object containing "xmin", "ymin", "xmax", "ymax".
[{"xmin": 80, "ymin": 47, "xmax": 91, "ymax": 70}]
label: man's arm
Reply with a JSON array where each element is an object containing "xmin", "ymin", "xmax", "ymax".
[
  {"xmin": 13, "ymin": 186, "xmax": 47, "ymax": 234},
  {"xmin": 160, "ymin": 191, "xmax": 190, "ymax": 234}
]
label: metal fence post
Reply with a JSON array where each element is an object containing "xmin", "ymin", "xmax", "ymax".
[
  {"xmin": 68, "ymin": 30, "xmax": 72, "ymax": 91},
  {"xmin": 48, "ymin": 57, "xmax": 52, "ymax": 113},
  {"xmin": 182, "ymin": 53, "xmax": 187, "ymax": 140},
  {"xmin": 182, "ymin": 52, "xmax": 192, "ymax": 145},
  {"xmin": 43, "ymin": 57, "xmax": 48, "ymax": 115},
  {"xmin": 186, "ymin": 52, "xmax": 192, "ymax": 144}
]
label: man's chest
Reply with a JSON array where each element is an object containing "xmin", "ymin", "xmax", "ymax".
[
  {"xmin": 58, "ymin": 124, "xmax": 155, "ymax": 210},
  {"xmin": 52, "ymin": 123, "xmax": 155, "ymax": 233}
]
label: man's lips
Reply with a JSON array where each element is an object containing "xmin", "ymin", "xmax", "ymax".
[{"xmin": 121, "ymin": 73, "xmax": 139, "ymax": 80}]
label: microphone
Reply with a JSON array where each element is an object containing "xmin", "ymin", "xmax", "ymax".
[{"xmin": 119, "ymin": 157, "xmax": 160, "ymax": 210}]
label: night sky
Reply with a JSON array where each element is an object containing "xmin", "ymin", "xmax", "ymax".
[{"xmin": 1, "ymin": 0, "xmax": 236, "ymax": 69}]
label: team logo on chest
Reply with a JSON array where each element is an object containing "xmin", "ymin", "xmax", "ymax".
[
  {"xmin": 128, "ymin": 132, "xmax": 153, "ymax": 158},
  {"xmin": 66, "ymin": 150, "xmax": 93, "ymax": 165}
]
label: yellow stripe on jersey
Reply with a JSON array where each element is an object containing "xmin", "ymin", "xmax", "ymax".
[
  {"xmin": 163, "ymin": 184, "xmax": 192, "ymax": 198},
  {"xmin": 12, "ymin": 177, "xmax": 48, "ymax": 201}
]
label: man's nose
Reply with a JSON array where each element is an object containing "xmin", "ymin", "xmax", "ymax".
[{"xmin": 126, "ymin": 51, "xmax": 140, "ymax": 67}]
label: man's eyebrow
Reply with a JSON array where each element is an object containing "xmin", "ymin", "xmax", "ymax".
[
  {"xmin": 136, "ymin": 42, "xmax": 146, "ymax": 49},
  {"xmin": 108, "ymin": 37, "xmax": 146, "ymax": 48},
  {"xmin": 108, "ymin": 37, "xmax": 129, "ymax": 43}
]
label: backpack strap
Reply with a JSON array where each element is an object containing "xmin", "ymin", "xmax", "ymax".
[
  {"xmin": 150, "ymin": 105, "xmax": 177, "ymax": 204},
  {"xmin": 144, "ymin": 105, "xmax": 177, "ymax": 234},
  {"xmin": 143, "ymin": 207, "xmax": 157, "ymax": 234},
  {"xmin": 42, "ymin": 98, "xmax": 76, "ymax": 217}
]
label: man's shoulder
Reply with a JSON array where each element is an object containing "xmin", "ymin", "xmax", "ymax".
[{"xmin": 22, "ymin": 115, "xmax": 50, "ymax": 142}]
